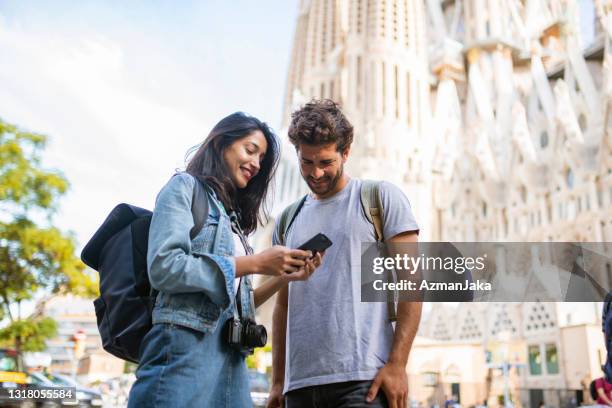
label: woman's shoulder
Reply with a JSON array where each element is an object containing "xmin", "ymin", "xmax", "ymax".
[
  {"xmin": 154, "ymin": 172, "xmax": 197, "ymax": 202},
  {"xmin": 163, "ymin": 172, "xmax": 221, "ymax": 204},
  {"xmin": 172, "ymin": 171, "xmax": 197, "ymax": 186}
]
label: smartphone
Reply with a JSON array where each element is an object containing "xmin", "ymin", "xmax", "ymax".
[{"xmin": 297, "ymin": 233, "xmax": 333, "ymax": 254}]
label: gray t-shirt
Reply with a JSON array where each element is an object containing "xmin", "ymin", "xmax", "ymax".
[{"xmin": 273, "ymin": 178, "xmax": 419, "ymax": 393}]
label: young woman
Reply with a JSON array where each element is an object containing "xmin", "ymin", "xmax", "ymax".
[{"xmin": 128, "ymin": 112, "xmax": 322, "ymax": 407}]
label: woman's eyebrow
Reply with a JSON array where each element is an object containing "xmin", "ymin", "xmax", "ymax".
[{"xmin": 248, "ymin": 141, "xmax": 260, "ymax": 150}]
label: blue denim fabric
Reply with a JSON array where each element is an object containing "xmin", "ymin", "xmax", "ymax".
[
  {"xmin": 147, "ymin": 172, "xmax": 253, "ymax": 331},
  {"xmin": 128, "ymin": 173, "xmax": 254, "ymax": 407},
  {"xmin": 128, "ymin": 314, "xmax": 252, "ymax": 407}
]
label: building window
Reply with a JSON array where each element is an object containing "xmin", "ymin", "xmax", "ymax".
[
  {"xmin": 394, "ymin": 65, "xmax": 399, "ymax": 119},
  {"xmin": 382, "ymin": 62, "xmax": 386, "ymax": 116},
  {"xmin": 406, "ymin": 72, "xmax": 411, "ymax": 126},
  {"xmin": 579, "ymin": 113, "xmax": 587, "ymax": 132},
  {"xmin": 528, "ymin": 345, "xmax": 542, "ymax": 375},
  {"xmin": 540, "ymin": 131, "xmax": 548, "ymax": 148},
  {"xmin": 392, "ymin": 0, "xmax": 398, "ymax": 41},
  {"xmin": 422, "ymin": 372, "xmax": 438, "ymax": 387},
  {"xmin": 380, "ymin": 0, "xmax": 386, "ymax": 37},
  {"xmin": 357, "ymin": 55, "xmax": 362, "ymax": 107},
  {"xmin": 357, "ymin": 0, "xmax": 362, "ymax": 33},
  {"xmin": 403, "ymin": 0, "xmax": 409, "ymax": 47},
  {"xmin": 545, "ymin": 344, "xmax": 559, "ymax": 374},
  {"xmin": 566, "ymin": 168, "xmax": 574, "ymax": 189},
  {"xmin": 321, "ymin": 0, "xmax": 328, "ymax": 63}
]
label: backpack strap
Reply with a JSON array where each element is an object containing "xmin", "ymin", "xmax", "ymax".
[
  {"xmin": 190, "ymin": 178, "xmax": 209, "ymax": 240},
  {"xmin": 149, "ymin": 175, "xmax": 209, "ymax": 299},
  {"xmin": 360, "ymin": 180, "xmax": 397, "ymax": 323},
  {"xmin": 360, "ymin": 180, "xmax": 384, "ymax": 242},
  {"xmin": 275, "ymin": 195, "xmax": 308, "ymax": 245}
]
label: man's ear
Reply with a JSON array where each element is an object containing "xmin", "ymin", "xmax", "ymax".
[{"xmin": 341, "ymin": 146, "xmax": 351, "ymax": 162}]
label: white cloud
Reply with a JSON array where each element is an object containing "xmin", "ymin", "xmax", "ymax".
[{"xmin": 0, "ymin": 17, "xmax": 209, "ymax": 249}]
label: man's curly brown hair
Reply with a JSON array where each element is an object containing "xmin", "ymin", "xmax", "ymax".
[{"xmin": 288, "ymin": 99, "xmax": 354, "ymax": 152}]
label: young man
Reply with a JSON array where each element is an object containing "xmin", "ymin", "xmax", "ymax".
[{"xmin": 267, "ymin": 100, "xmax": 422, "ymax": 408}]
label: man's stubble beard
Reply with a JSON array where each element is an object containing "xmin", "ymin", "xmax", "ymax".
[{"xmin": 307, "ymin": 163, "xmax": 344, "ymax": 197}]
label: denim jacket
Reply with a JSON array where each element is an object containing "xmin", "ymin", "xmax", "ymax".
[{"xmin": 147, "ymin": 172, "xmax": 253, "ymax": 333}]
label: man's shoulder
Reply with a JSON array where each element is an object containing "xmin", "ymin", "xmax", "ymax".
[{"xmin": 358, "ymin": 179, "xmax": 409, "ymax": 204}]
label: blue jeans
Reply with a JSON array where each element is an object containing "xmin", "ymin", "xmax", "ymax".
[
  {"xmin": 285, "ymin": 381, "xmax": 389, "ymax": 408},
  {"xmin": 128, "ymin": 311, "xmax": 252, "ymax": 407}
]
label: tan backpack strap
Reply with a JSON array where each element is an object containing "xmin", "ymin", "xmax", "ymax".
[
  {"xmin": 360, "ymin": 180, "xmax": 396, "ymax": 323},
  {"xmin": 360, "ymin": 180, "xmax": 384, "ymax": 242}
]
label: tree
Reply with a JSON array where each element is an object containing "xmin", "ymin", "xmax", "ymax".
[{"xmin": 0, "ymin": 117, "xmax": 98, "ymax": 354}]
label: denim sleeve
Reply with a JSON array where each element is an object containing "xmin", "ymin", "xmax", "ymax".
[{"xmin": 147, "ymin": 173, "xmax": 235, "ymax": 309}]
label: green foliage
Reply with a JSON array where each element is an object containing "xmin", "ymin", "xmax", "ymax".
[
  {"xmin": 0, "ymin": 317, "xmax": 57, "ymax": 352},
  {"xmin": 0, "ymin": 120, "xmax": 67, "ymax": 213},
  {"xmin": 0, "ymin": 117, "xmax": 98, "ymax": 353},
  {"xmin": 124, "ymin": 361, "xmax": 137, "ymax": 374},
  {"xmin": 246, "ymin": 342, "xmax": 272, "ymax": 370}
]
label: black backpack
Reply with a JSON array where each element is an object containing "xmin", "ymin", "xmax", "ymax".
[
  {"xmin": 590, "ymin": 379, "xmax": 598, "ymax": 401},
  {"xmin": 81, "ymin": 176, "xmax": 208, "ymax": 363},
  {"xmin": 603, "ymin": 292, "xmax": 612, "ymax": 381}
]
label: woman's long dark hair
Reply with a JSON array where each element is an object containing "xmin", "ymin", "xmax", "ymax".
[{"xmin": 185, "ymin": 112, "xmax": 280, "ymax": 235}]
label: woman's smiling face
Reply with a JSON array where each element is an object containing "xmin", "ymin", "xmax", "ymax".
[{"xmin": 223, "ymin": 130, "xmax": 268, "ymax": 189}]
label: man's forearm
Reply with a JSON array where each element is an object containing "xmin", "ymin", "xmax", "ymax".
[
  {"xmin": 271, "ymin": 285, "xmax": 288, "ymax": 386},
  {"xmin": 254, "ymin": 277, "xmax": 285, "ymax": 308},
  {"xmin": 386, "ymin": 231, "xmax": 422, "ymax": 366},
  {"xmin": 388, "ymin": 300, "xmax": 422, "ymax": 366}
]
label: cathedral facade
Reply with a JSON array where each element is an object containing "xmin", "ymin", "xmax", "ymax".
[
  {"xmin": 274, "ymin": 0, "xmax": 612, "ymax": 243},
  {"xmin": 255, "ymin": 4, "xmax": 612, "ymax": 405}
]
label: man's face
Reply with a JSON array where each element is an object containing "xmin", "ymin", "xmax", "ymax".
[{"xmin": 297, "ymin": 142, "xmax": 349, "ymax": 198}]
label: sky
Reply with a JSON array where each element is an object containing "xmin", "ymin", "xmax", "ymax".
[{"xmin": 0, "ymin": 0, "xmax": 299, "ymax": 251}]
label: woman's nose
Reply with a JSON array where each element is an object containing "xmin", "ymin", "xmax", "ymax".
[{"xmin": 250, "ymin": 159, "xmax": 260, "ymax": 174}]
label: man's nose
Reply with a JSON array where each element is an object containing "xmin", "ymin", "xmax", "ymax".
[{"xmin": 311, "ymin": 167, "xmax": 324, "ymax": 179}]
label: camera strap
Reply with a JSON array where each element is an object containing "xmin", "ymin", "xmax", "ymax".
[{"xmin": 229, "ymin": 211, "xmax": 255, "ymax": 321}]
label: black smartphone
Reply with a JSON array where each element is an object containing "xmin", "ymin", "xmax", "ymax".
[{"xmin": 297, "ymin": 233, "xmax": 333, "ymax": 254}]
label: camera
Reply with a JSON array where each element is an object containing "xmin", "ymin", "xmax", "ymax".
[{"xmin": 225, "ymin": 317, "xmax": 267, "ymax": 351}]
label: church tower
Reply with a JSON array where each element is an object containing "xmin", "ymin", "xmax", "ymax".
[{"xmin": 279, "ymin": 0, "xmax": 433, "ymax": 237}]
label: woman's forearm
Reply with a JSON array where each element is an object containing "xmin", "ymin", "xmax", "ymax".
[
  {"xmin": 254, "ymin": 277, "xmax": 286, "ymax": 308},
  {"xmin": 235, "ymin": 255, "xmax": 261, "ymax": 277}
]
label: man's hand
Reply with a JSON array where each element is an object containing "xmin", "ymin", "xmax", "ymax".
[
  {"xmin": 266, "ymin": 383, "xmax": 284, "ymax": 408},
  {"xmin": 282, "ymin": 251, "xmax": 324, "ymax": 282},
  {"xmin": 366, "ymin": 362, "xmax": 408, "ymax": 408}
]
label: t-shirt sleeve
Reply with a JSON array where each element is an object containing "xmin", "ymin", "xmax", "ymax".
[
  {"xmin": 379, "ymin": 181, "xmax": 420, "ymax": 239},
  {"xmin": 272, "ymin": 223, "xmax": 281, "ymax": 246}
]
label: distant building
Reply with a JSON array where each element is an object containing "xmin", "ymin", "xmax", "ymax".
[
  {"xmin": 34, "ymin": 295, "xmax": 123, "ymax": 383},
  {"xmin": 411, "ymin": 302, "xmax": 605, "ymax": 408},
  {"xmin": 78, "ymin": 349, "xmax": 125, "ymax": 384}
]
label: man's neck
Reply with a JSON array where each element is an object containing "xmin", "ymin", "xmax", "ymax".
[{"xmin": 312, "ymin": 174, "xmax": 351, "ymax": 200}]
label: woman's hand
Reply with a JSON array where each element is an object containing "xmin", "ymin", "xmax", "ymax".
[
  {"xmin": 252, "ymin": 251, "xmax": 324, "ymax": 307},
  {"xmin": 282, "ymin": 252, "xmax": 323, "ymax": 282},
  {"xmin": 253, "ymin": 245, "xmax": 311, "ymax": 276}
]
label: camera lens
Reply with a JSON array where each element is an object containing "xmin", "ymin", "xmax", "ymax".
[{"xmin": 244, "ymin": 323, "xmax": 267, "ymax": 348}]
